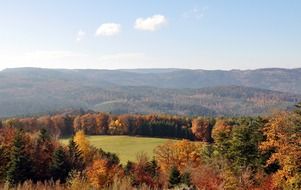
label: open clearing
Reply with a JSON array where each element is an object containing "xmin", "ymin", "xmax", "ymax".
[{"xmin": 61, "ymin": 135, "xmax": 177, "ymax": 164}]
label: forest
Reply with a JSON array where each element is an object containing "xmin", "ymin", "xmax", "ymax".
[
  {"xmin": 1, "ymin": 68, "xmax": 301, "ymax": 118},
  {"xmin": 0, "ymin": 103, "xmax": 300, "ymax": 189}
]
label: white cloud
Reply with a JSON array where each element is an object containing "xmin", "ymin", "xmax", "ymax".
[
  {"xmin": 76, "ymin": 30, "xmax": 86, "ymax": 42},
  {"xmin": 96, "ymin": 23, "xmax": 121, "ymax": 36},
  {"xmin": 134, "ymin": 14, "xmax": 167, "ymax": 31},
  {"xmin": 182, "ymin": 6, "xmax": 208, "ymax": 20}
]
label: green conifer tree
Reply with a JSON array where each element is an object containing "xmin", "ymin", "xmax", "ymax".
[
  {"xmin": 50, "ymin": 146, "xmax": 70, "ymax": 183},
  {"xmin": 38, "ymin": 128, "xmax": 50, "ymax": 142},
  {"xmin": 68, "ymin": 138, "xmax": 84, "ymax": 171},
  {"xmin": 168, "ymin": 166, "xmax": 181, "ymax": 188},
  {"xmin": 32, "ymin": 128, "xmax": 54, "ymax": 181},
  {"xmin": 181, "ymin": 171, "xmax": 192, "ymax": 187},
  {"xmin": 124, "ymin": 161, "xmax": 134, "ymax": 175},
  {"xmin": 0, "ymin": 145, "xmax": 9, "ymax": 181},
  {"xmin": 6, "ymin": 130, "xmax": 33, "ymax": 185}
]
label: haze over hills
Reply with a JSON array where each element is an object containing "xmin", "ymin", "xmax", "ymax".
[
  {"xmin": 3, "ymin": 67, "xmax": 301, "ymax": 93},
  {"xmin": 0, "ymin": 67, "xmax": 300, "ymax": 118}
]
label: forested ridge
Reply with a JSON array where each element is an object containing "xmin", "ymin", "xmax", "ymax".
[
  {"xmin": 1, "ymin": 68, "xmax": 301, "ymax": 118},
  {"xmin": 0, "ymin": 104, "xmax": 300, "ymax": 189}
]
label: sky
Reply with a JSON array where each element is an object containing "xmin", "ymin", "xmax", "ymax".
[{"xmin": 0, "ymin": 0, "xmax": 300, "ymax": 70}]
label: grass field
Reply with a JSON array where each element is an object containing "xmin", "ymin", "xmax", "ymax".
[{"xmin": 61, "ymin": 135, "xmax": 177, "ymax": 164}]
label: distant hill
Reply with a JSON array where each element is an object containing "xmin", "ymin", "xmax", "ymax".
[
  {"xmin": 0, "ymin": 67, "xmax": 300, "ymax": 117},
  {"xmin": 2, "ymin": 67, "xmax": 301, "ymax": 93}
]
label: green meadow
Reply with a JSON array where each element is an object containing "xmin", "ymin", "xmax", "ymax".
[{"xmin": 61, "ymin": 135, "xmax": 177, "ymax": 164}]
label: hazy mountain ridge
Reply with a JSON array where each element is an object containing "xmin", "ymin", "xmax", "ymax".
[
  {"xmin": 3, "ymin": 67, "xmax": 301, "ymax": 93},
  {"xmin": 0, "ymin": 67, "xmax": 300, "ymax": 117}
]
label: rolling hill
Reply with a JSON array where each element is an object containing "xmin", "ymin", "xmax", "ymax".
[{"xmin": 0, "ymin": 67, "xmax": 300, "ymax": 117}]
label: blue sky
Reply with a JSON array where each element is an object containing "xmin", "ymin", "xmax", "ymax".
[{"xmin": 0, "ymin": 0, "xmax": 300, "ymax": 70}]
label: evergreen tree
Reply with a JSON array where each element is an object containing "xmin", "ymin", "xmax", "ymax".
[
  {"xmin": 181, "ymin": 172, "xmax": 192, "ymax": 187},
  {"xmin": 227, "ymin": 118, "xmax": 264, "ymax": 170},
  {"xmin": 32, "ymin": 128, "xmax": 54, "ymax": 182},
  {"xmin": 6, "ymin": 130, "xmax": 33, "ymax": 185},
  {"xmin": 68, "ymin": 138, "xmax": 84, "ymax": 171},
  {"xmin": 0, "ymin": 145, "xmax": 9, "ymax": 181},
  {"xmin": 50, "ymin": 146, "xmax": 70, "ymax": 183},
  {"xmin": 124, "ymin": 161, "xmax": 134, "ymax": 175},
  {"xmin": 63, "ymin": 116, "xmax": 74, "ymax": 136},
  {"xmin": 97, "ymin": 147, "xmax": 120, "ymax": 166},
  {"xmin": 168, "ymin": 166, "xmax": 181, "ymax": 188},
  {"xmin": 148, "ymin": 159, "xmax": 159, "ymax": 178},
  {"xmin": 38, "ymin": 128, "xmax": 50, "ymax": 142}
]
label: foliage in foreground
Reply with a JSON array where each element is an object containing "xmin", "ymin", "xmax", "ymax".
[{"xmin": 0, "ymin": 105, "xmax": 300, "ymax": 189}]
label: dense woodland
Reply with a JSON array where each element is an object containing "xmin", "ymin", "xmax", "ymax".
[
  {"xmin": 0, "ymin": 104, "xmax": 300, "ymax": 189},
  {"xmin": 1, "ymin": 68, "xmax": 301, "ymax": 118}
]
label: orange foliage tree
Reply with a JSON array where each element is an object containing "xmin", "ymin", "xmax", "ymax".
[
  {"xmin": 191, "ymin": 117, "xmax": 215, "ymax": 142},
  {"xmin": 86, "ymin": 159, "xmax": 123, "ymax": 188},
  {"xmin": 86, "ymin": 159, "xmax": 109, "ymax": 188},
  {"xmin": 73, "ymin": 114, "xmax": 97, "ymax": 134},
  {"xmin": 154, "ymin": 140, "xmax": 202, "ymax": 173},
  {"xmin": 190, "ymin": 165, "xmax": 224, "ymax": 190},
  {"xmin": 95, "ymin": 113, "xmax": 109, "ymax": 134}
]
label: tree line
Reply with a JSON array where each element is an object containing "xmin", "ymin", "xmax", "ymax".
[{"xmin": 1, "ymin": 113, "xmax": 216, "ymax": 141}]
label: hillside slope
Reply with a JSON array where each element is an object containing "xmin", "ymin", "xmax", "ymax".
[
  {"xmin": 2, "ymin": 67, "xmax": 301, "ymax": 93},
  {"xmin": 0, "ymin": 67, "xmax": 300, "ymax": 117}
]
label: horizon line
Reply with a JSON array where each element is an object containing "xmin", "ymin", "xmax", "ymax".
[{"xmin": 1, "ymin": 66, "xmax": 301, "ymax": 72}]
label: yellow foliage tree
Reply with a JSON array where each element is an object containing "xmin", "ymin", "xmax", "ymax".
[
  {"xmin": 108, "ymin": 119, "xmax": 128, "ymax": 135},
  {"xmin": 74, "ymin": 130, "xmax": 91, "ymax": 163},
  {"xmin": 86, "ymin": 159, "xmax": 109, "ymax": 188},
  {"xmin": 260, "ymin": 111, "xmax": 301, "ymax": 190},
  {"xmin": 86, "ymin": 159, "xmax": 123, "ymax": 189}
]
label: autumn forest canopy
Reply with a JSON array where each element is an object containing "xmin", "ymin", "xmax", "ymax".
[{"xmin": 0, "ymin": 103, "xmax": 300, "ymax": 189}]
